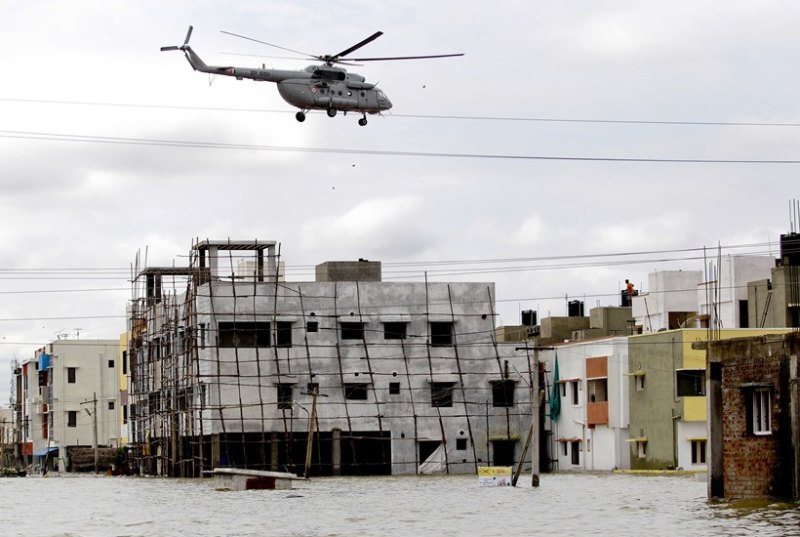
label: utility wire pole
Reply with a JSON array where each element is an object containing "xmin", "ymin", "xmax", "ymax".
[
  {"xmin": 81, "ymin": 393, "xmax": 98, "ymax": 474},
  {"xmin": 304, "ymin": 387, "xmax": 319, "ymax": 479},
  {"xmin": 513, "ymin": 343, "xmax": 552, "ymax": 487}
]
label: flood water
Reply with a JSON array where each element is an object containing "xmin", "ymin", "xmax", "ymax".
[{"xmin": 3, "ymin": 472, "xmax": 799, "ymax": 536}]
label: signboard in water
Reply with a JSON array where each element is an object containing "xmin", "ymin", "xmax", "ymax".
[{"xmin": 478, "ymin": 466, "xmax": 512, "ymax": 487}]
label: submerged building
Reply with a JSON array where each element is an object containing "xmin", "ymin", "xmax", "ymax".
[{"xmin": 128, "ymin": 239, "xmax": 536, "ymax": 477}]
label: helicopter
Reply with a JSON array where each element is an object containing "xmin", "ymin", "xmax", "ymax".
[{"xmin": 161, "ymin": 26, "xmax": 463, "ymax": 126}]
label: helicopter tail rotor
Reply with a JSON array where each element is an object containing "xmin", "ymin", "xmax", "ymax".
[{"xmin": 161, "ymin": 25, "xmax": 194, "ymax": 52}]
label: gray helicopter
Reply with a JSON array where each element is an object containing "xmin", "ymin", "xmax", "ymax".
[{"xmin": 161, "ymin": 26, "xmax": 463, "ymax": 126}]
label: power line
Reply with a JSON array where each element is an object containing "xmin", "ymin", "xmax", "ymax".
[
  {"xmin": 2, "ymin": 128, "xmax": 800, "ymax": 164},
  {"xmin": 3, "ymin": 97, "xmax": 800, "ymax": 128}
]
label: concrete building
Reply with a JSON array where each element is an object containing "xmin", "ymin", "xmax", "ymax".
[
  {"xmin": 706, "ymin": 332, "xmax": 800, "ymax": 499},
  {"xmin": 697, "ymin": 255, "xmax": 774, "ymax": 329},
  {"xmin": 632, "ymin": 270, "xmax": 703, "ymax": 333},
  {"xmin": 542, "ymin": 336, "xmax": 630, "ymax": 471},
  {"xmin": 128, "ymin": 239, "xmax": 535, "ymax": 477},
  {"xmin": 748, "ymin": 232, "xmax": 800, "ymax": 329},
  {"xmin": 13, "ymin": 340, "xmax": 121, "ymax": 472},
  {"xmin": 628, "ymin": 328, "xmax": 791, "ymax": 471}
]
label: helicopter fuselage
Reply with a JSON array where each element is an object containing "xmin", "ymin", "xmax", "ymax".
[{"xmin": 183, "ymin": 48, "xmax": 392, "ymax": 115}]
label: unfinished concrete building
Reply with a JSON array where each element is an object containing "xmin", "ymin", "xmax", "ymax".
[{"xmin": 127, "ymin": 239, "xmax": 535, "ymax": 477}]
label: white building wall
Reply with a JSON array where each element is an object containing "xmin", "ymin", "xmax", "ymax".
[
  {"xmin": 698, "ymin": 255, "xmax": 774, "ymax": 329},
  {"xmin": 543, "ymin": 336, "xmax": 629, "ymax": 471},
  {"xmin": 676, "ymin": 421, "xmax": 707, "ymax": 470},
  {"xmin": 31, "ymin": 340, "xmax": 122, "ymax": 472},
  {"xmin": 633, "ymin": 270, "xmax": 703, "ymax": 332}
]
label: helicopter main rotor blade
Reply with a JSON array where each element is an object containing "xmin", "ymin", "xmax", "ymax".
[
  {"xmin": 220, "ymin": 30, "xmax": 314, "ymax": 59},
  {"xmin": 160, "ymin": 46, "xmax": 181, "ymax": 52},
  {"xmin": 333, "ymin": 31, "xmax": 383, "ymax": 60},
  {"xmin": 348, "ymin": 53, "xmax": 465, "ymax": 61},
  {"xmin": 184, "ymin": 26, "xmax": 193, "ymax": 45}
]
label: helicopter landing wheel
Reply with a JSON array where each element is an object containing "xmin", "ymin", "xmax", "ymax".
[
  {"xmin": 358, "ymin": 117, "xmax": 368, "ymax": 126},
  {"xmin": 327, "ymin": 108, "xmax": 337, "ymax": 118},
  {"xmin": 295, "ymin": 111, "xmax": 306, "ymax": 122}
]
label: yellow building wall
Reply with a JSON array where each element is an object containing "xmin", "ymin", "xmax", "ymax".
[{"xmin": 680, "ymin": 328, "xmax": 792, "ymax": 422}]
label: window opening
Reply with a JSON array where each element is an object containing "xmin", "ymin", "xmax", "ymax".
[
  {"xmin": 430, "ymin": 382, "xmax": 455, "ymax": 407},
  {"xmin": 430, "ymin": 322, "xmax": 454, "ymax": 346},
  {"xmin": 341, "ymin": 322, "xmax": 364, "ymax": 340}
]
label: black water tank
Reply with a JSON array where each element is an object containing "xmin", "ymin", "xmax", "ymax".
[
  {"xmin": 521, "ymin": 310, "xmax": 537, "ymax": 326},
  {"xmin": 780, "ymin": 232, "xmax": 800, "ymax": 266},
  {"xmin": 568, "ymin": 300, "xmax": 584, "ymax": 317}
]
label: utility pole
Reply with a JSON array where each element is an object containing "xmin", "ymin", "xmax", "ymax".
[
  {"xmin": 531, "ymin": 345, "xmax": 540, "ymax": 487},
  {"xmin": 81, "ymin": 393, "xmax": 99, "ymax": 474},
  {"xmin": 513, "ymin": 343, "xmax": 551, "ymax": 487},
  {"xmin": 304, "ymin": 387, "xmax": 319, "ymax": 479}
]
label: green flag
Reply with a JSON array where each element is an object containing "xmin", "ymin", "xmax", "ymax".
[{"xmin": 549, "ymin": 352, "xmax": 561, "ymax": 422}]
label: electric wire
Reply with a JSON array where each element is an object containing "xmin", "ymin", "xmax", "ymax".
[
  {"xmin": 4, "ymin": 97, "xmax": 800, "ymax": 128},
  {"xmin": 2, "ymin": 128, "xmax": 800, "ymax": 163}
]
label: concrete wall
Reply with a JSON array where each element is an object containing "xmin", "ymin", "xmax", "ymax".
[
  {"xmin": 132, "ymin": 279, "xmax": 534, "ymax": 476},
  {"xmin": 698, "ymin": 255, "xmax": 773, "ymax": 329},
  {"xmin": 48, "ymin": 341, "xmax": 121, "ymax": 471},
  {"xmin": 540, "ymin": 316, "xmax": 590, "ymax": 344},
  {"xmin": 315, "ymin": 261, "xmax": 382, "ymax": 282},
  {"xmin": 633, "ymin": 271, "xmax": 702, "ymax": 333},
  {"xmin": 628, "ymin": 331, "xmax": 683, "ymax": 469}
]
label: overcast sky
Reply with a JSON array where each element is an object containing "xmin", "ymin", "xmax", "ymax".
[{"xmin": 1, "ymin": 1, "xmax": 799, "ymax": 401}]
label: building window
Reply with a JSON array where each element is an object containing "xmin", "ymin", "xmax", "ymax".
[
  {"xmin": 306, "ymin": 321, "xmax": 319, "ymax": 333},
  {"xmin": 122, "ymin": 351, "xmax": 128, "ymax": 375},
  {"xmin": 199, "ymin": 323, "xmax": 206, "ymax": 349},
  {"xmin": 108, "ymin": 359, "xmax": 115, "ymax": 368},
  {"xmin": 587, "ymin": 378, "xmax": 607, "ymax": 403},
  {"xmin": 676, "ymin": 369, "xmax": 705, "ymax": 397},
  {"xmin": 344, "ymin": 383, "xmax": 369, "ymax": 400},
  {"xmin": 561, "ymin": 441, "xmax": 568, "ymax": 457},
  {"xmin": 570, "ymin": 440, "xmax": 581, "ymax": 465},
  {"xmin": 430, "ymin": 382, "xmax": 455, "ymax": 407},
  {"xmin": 383, "ymin": 322, "xmax": 407, "ymax": 340},
  {"xmin": 456, "ymin": 438, "xmax": 468, "ymax": 450},
  {"xmin": 123, "ymin": 405, "xmax": 128, "ymax": 424},
  {"xmin": 67, "ymin": 367, "xmax": 76, "ymax": 384},
  {"xmin": 570, "ymin": 380, "xmax": 579, "ymax": 405},
  {"xmin": 753, "ymin": 388, "xmax": 772, "ymax": 435},
  {"xmin": 341, "ymin": 322, "xmax": 364, "ymax": 340},
  {"xmin": 635, "ymin": 375, "xmax": 645, "ymax": 392},
  {"xmin": 276, "ymin": 321, "xmax": 293, "ymax": 347},
  {"xmin": 491, "ymin": 380, "xmax": 515, "ymax": 407},
  {"xmin": 108, "ymin": 401, "xmax": 115, "ymax": 410},
  {"xmin": 67, "ymin": 411, "xmax": 77, "ymax": 427},
  {"xmin": 559, "ymin": 383, "xmax": 566, "ymax": 398},
  {"xmin": 637, "ymin": 441, "xmax": 647, "ymax": 459},
  {"xmin": 389, "ymin": 382, "xmax": 401, "ymax": 395},
  {"xmin": 430, "ymin": 322, "xmax": 454, "ymax": 346},
  {"xmin": 218, "ymin": 321, "xmax": 270, "ymax": 348},
  {"xmin": 691, "ymin": 439, "xmax": 706, "ymax": 464},
  {"xmin": 277, "ymin": 384, "xmax": 293, "ymax": 409}
]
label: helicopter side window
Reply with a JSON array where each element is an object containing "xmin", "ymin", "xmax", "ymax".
[
  {"xmin": 360, "ymin": 92, "xmax": 365, "ymax": 97},
  {"xmin": 347, "ymin": 91, "xmax": 352, "ymax": 96}
]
